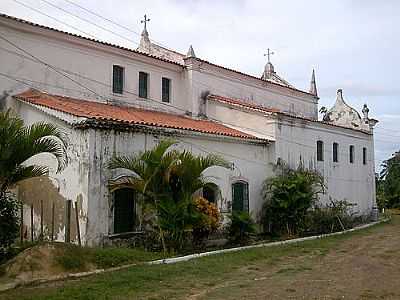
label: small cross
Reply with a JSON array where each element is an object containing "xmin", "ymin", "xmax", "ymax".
[
  {"xmin": 141, "ymin": 14, "xmax": 150, "ymax": 31},
  {"xmin": 264, "ymin": 48, "xmax": 274, "ymax": 63}
]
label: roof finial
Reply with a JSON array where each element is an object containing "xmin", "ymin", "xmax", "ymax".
[
  {"xmin": 141, "ymin": 14, "xmax": 150, "ymax": 32},
  {"xmin": 186, "ymin": 45, "xmax": 196, "ymax": 58},
  {"xmin": 309, "ymin": 69, "xmax": 318, "ymax": 96},
  {"xmin": 264, "ymin": 48, "xmax": 274, "ymax": 63}
]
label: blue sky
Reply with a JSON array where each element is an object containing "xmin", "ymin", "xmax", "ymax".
[{"xmin": 2, "ymin": 0, "xmax": 399, "ymax": 170}]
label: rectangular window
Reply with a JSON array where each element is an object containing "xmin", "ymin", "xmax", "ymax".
[
  {"xmin": 349, "ymin": 145, "xmax": 355, "ymax": 164},
  {"xmin": 363, "ymin": 147, "xmax": 367, "ymax": 165},
  {"xmin": 333, "ymin": 142, "xmax": 339, "ymax": 162},
  {"xmin": 317, "ymin": 140, "xmax": 324, "ymax": 161},
  {"xmin": 162, "ymin": 77, "xmax": 170, "ymax": 103},
  {"xmin": 139, "ymin": 72, "xmax": 148, "ymax": 98},
  {"xmin": 112, "ymin": 65, "xmax": 124, "ymax": 94}
]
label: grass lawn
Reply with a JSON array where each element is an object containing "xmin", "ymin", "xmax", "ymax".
[{"xmin": 1, "ymin": 215, "xmax": 397, "ymax": 300}]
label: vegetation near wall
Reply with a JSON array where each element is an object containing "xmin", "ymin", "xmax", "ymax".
[
  {"xmin": 377, "ymin": 150, "xmax": 400, "ymax": 209},
  {"xmin": 0, "ymin": 109, "xmax": 68, "ymax": 261},
  {"xmin": 261, "ymin": 162, "xmax": 325, "ymax": 236}
]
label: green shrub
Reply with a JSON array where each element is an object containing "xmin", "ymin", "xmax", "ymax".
[
  {"xmin": 262, "ymin": 162, "xmax": 324, "ymax": 236},
  {"xmin": 227, "ymin": 211, "xmax": 256, "ymax": 245},
  {"xmin": 303, "ymin": 199, "xmax": 357, "ymax": 234},
  {"xmin": 0, "ymin": 193, "xmax": 20, "ymax": 262}
]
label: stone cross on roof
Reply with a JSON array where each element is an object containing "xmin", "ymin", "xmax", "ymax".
[
  {"xmin": 141, "ymin": 14, "xmax": 150, "ymax": 31},
  {"xmin": 264, "ymin": 48, "xmax": 274, "ymax": 63}
]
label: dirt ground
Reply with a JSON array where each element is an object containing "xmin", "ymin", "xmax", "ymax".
[
  {"xmin": 1, "ymin": 215, "xmax": 399, "ymax": 300},
  {"xmin": 189, "ymin": 216, "xmax": 400, "ymax": 300}
]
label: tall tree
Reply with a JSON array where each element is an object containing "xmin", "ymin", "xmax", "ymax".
[{"xmin": 380, "ymin": 151, "xmax": 400, "ymax": 208}]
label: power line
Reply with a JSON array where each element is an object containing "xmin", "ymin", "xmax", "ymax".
[
  {"xmin": 11, "ymin": 0, "xmax": 98, "ymax": 39},
  {"xmin": 40, "ymin": 0, "xmax": 140, "ymax": 47},
  {"xmin": 61, "ymin": 0, "xmax": 183, "ymax": 52},
  {"xmin": 0, "ymin": 35, "xmax": 397, "ymax": 161}
]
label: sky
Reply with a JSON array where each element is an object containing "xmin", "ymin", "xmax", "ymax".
[{"xmin": 2, "ymin": 0, "xmax": 399, "ymax": 170}]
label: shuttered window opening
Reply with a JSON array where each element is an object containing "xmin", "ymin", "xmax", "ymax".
[
  {"xmin": 139, "ymin": 72, "xmax": 148, "ymax": 98},
  {"xmin": 363, "ymin": 147, "xmax": 367, "ymax": 165},
  {"xmin": 232, "ymin": 181, "xmax": 249, "ymax": 213},
  {"xmin": 317, "ymin": 140, "xmax": 324, "ymax": 161},
  {"xmin": 113, "ymin": 188, "xmax": 136, "ymax": 234},
  {"xmin": 112, "ymin": 65, "xmax": 124, "ymax": 94},
  {"xmin": 333, "ymin": 142, "xmax": 339, "ymax": 162},
  {"xmin": 162, "ymin": 77, "xmax": 170, "ymax": 103},
  {"xmin": 349, "ymin": 145, "xmax": 355, "ymax": 164}
]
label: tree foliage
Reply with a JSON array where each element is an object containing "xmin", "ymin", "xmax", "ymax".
[
  {"xmin": 379, "ymin": 151, "xmax": 400, "ymax": 208},
  {"xmin": 261, "ymin": 162, "xmax": 325, "ymax": 236},
  {"xmin": 108, "ymin": 140, "xmax": 230, "ymax": 253},
  {"xmin": 0, "ymin": 109, "xmax": 68, "ymax": 257},
  {"xmin": 227, "ymin": 211, "xmax": 256, "ymax": 245},
  {"xmin": 0, "ymin": 109, "xmax": 68, "ymax": 196}
]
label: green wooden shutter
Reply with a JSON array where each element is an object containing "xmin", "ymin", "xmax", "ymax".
[
  {"xmin": 243, "ymin": 182, "xmax": 249, "ymax": 213},
  {"xmin": 113, "ymin": 65, "xmax": 123, "ymax": 94},
  {"xmin": 139, "ymin": 72, "xmax": 148, "ymax": 98},
  {"xmin": 162, "ymin": 77, "xmax": 170, "ymax": 102}
]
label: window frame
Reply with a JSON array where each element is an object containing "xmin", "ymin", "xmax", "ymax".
[
  {"xmin": 139, "ymin": 71, "xmax": 149, "ymax": 99},
  {"xmin": 333, "ymin": 142, "xmax": 339, "ymax": 163},
  {"xmin": 363, "ymin": 147, "xmax": 367, "ymax": 165},
  {"xmin": 112, "ymin": 65, "xmax": 124, "ymax": 94},
  {"xmin": 161, "ymin": 77, "xmax": 171, "ymax": 103},
  {"xmin": 317, "ymin": 140, "xmax": 324, "ymax": 162},
  {"xmin": 349, "ymin": 145, "xmax": 355, "ymax": 164}
]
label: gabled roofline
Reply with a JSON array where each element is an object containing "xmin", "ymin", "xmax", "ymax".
[
  {"xmin": 0, "ymin": 13, "xmax": 184, "ymax": 67},
  {"xmin": 191, "ymin": 57, "xmax": 320, "ymax": 100},
  {"xmin": 208, "ymin": 94, "xmax": 372, "ymax": 136}
]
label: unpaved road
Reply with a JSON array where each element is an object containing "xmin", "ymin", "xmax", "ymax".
[
  {"xmin": 1, "ymin": 214, "xmax": 399, "ymax": 300},
  {"xmin": 190, "ymin": 215, "xmax": 400, "ymax": 300}
]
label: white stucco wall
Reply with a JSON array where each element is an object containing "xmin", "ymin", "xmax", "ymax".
[
  {"xmin": 274, "ymin": 118, "xmax": 376, "ymax": 214},
  {"xmin": 85, "ymin": 129, "xmax": 273, "ymax": 245},
  {"xmin": 12, "ymin": 101, "xmax": 90, "ymax": 244},
  {"xmin": 0, "ymin": 17, "xmax": 188, "ymax": 114}
]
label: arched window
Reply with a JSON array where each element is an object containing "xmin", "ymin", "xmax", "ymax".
[
  {"xmin": 333, "ymin": 142, "xmax": 339, "ymax": 162},
  {"xmin": 113, "ymin": 188, "xmax": 136, "ymax": 234},
  {"xmin": 203, "ymin": 183, "xmax": 218, "ymax": 204},
  {"xmin": 349, "ymin": 145, "xmax": 355, "ymax": 164},
  {"xmin": 232, "ymin": 181, "xmax": 249, "ymax": 212},
  {"xmin": 317, "ymin": 140, "xmax": 324, "ymax": 161}
]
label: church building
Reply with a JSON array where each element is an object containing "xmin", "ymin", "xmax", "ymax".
[{"xmin": 0, "ymin": 13, "xmax": 378, "ymax": 245}]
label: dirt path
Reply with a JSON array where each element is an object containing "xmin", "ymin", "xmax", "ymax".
[{"xmin": 189, "ymin": 217, "xmax": 400, "ymax": 300}]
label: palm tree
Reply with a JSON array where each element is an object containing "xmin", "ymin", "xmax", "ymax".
[
  {"xmin": 108, "ymin": 140, "xmax": 230, "ymax": 252},
  {"xmin": 0, "ymin": 109, "xmax": 68, "ymax": 197}
]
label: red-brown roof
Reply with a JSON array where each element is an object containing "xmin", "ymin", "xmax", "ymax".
[
  {"xmin": 207, "ymin": 94, "xmax": 280, "ymax": 114},
  {"xmin": 208, "ymin": 94, "xmax": 372, "ymax": 135},
  {"xmin": 14, "ymin": 90, "xmax": 268, "ymax": 142}
]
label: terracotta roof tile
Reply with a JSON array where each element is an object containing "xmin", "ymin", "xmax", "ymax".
[
  {"xmin": 14, "ymin": 90, "xmax": 268, "ymax": 142},
  {"xmin": 207, "ymin": 94, "xmax": 280, "ymax": 114}
]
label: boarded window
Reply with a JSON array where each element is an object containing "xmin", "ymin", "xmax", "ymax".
[
  {"xmin": 363, "ymin": 147, "xmax": 367, "ymax": 165},
  {"xmin": 113, "ymin": 188, "xmax": 136, "ymax": 234},
  {"xmin": 317, "ymin": 140, "xmax": 324, "ymax": 161},
  {"xmin": 349, "ymin": 145, "xmax": 355, "ymax": 164},
  {"xmin": 139, "ymin": 72, "xmax": 148, "ymax": 98},
  {"xmin": 112, "ymin": 65, "xmax": 124, "ymax": 94},
  {"xmin": 162, "ymin": 77, "xmax": 170, "ymax": 103},
  {"xmin": 232, "ymin": 181, "xmax": 249, "ymax": 212},
  {"xmin": 333, "ymin": 142, "xmax": 339, "ymax": 162}
]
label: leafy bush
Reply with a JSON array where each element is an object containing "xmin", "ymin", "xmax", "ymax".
[
  {"xmin": 303, "ymin": 199, "xmax": 357, "ymax": 234},
  {"xmin": 192, "ymin": 196, "xmax": 222, "ymax": 248},
  {"xmin": 261, "ymin": 162, "xmax": 324, "ymax": 236},
  {"xmin": 0, "ymin": 193, "xmax": 20, "ymax": 261},
  {"xmin": 227, "ymin": 211, "xmax": 256, "ymax": 245}
]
